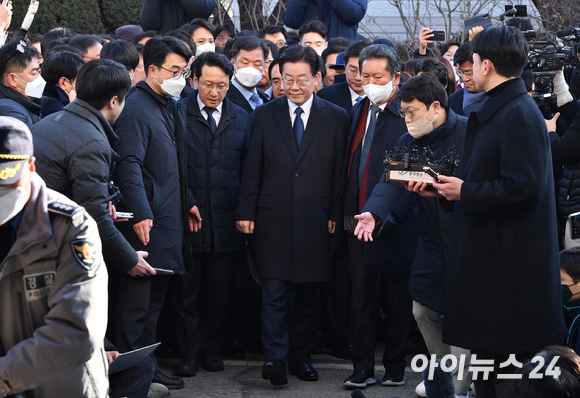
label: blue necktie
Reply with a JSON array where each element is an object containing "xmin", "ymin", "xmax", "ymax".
[
  {"xmin": 250, "ymin": 92, "xmax": 263, "ymax": 109},
  {"xmin": 294, "ymin": 107, "xmax": 304, "ymax": 150},
  {"xmin": 205, "ymin": 106, "xmax": 217, "ymax": 134},
  {"xmin": 355, "ymin": 96, "xmax": 363, "ymax": 105},
  {"xmin": 358, "ymin": 105, "xmax": 380, "ymax": 187}
]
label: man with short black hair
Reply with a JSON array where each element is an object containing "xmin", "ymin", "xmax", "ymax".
[
  {"xmin": 111, "ymin": 36, "xmax": 200, "ymax": 390},
  {"xmin": 415, "ymin": 58, "xmax": 449, "ymax": 90},
  {"xmin": 226, "ymin": 36, "xmax": 269, "ymax": 113},
  {"xmin": 0, "ymin": 40, "xmax": 46, "ymax": 128},
  {"xmin": 237, "ymin": 44, "xmax": 349, "ymax": 385},
  {"xmin": 259, "ymin": 25, "xmax": 288, "ymax": 49},
  {"xmin": 318, "ymin": 40, "xmax": 369, "ymax": 114},
  {"xmin": 258, "ymin": 41, "xmax": 278, "ymax": 99},
  {"xmin": 172, "ymin": 51, "xmax": 252, "ymax": 377},
  {"xmin": 430, "ymin": 26, "xmax": 566, "ymax": 396},
  {"xmin": 298, "ymin": 20, "xmax": 328, "ymax": 56},
  {"xmin": 449, "ymin": 41, "xmax": 487, "ymax": 116},
  {"xmin": 321, "ymin": 44, "xmax": 346, "ymax": 87},
  {"xmin": 269, "ymin": 57, "xmax": 284, "ymax": 98},
  {"xmin": 40, "ymin": 51, "xmax": 85, "ymax": 116},
  {"xmin": 184, "ymin": 18, "xmax": 216, "ymax": 56},
  {"xmin": 68, "ymin": 34, "xmax": 103, "ymax": 62},
  {"xmin": 101, "ymin": 40, "xmax": 140, "ymax": 81}
]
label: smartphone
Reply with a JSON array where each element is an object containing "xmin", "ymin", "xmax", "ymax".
[
  {"xmin": 423, "ymin": 167, "xmax": 442, "ymax": 183},
  {"xmin": 153, "ymin": 268, "xmax": 175, "ymax": 275},
  {"xmin": 505, "ymin": 4, "xmax": 527, "ymax": 17},
  {"xmin": 116, "ymin": 212, "xmax": 134, "ymax": 219},
  {"xmin": 431, "ymin": 30, "xmax": 446, "ymax": 42}
]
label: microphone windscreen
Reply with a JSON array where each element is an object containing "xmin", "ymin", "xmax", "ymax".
[{"xmin": 558, "ymin": 28, "xmax": 576, "ymax": 38}]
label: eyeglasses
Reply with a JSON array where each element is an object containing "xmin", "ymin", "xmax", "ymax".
[
  {"xmin": 157, "ymin": 65, "xmax": 191, "ymax": 79},
  {"xmin": 398, "ymin": 105, "xmax": 427, "ymax": 119},
  {"xmin": 456, "ymin": 70, "xmax": 473, "ymax": 78},
  {"xmin": 275, "ymin": 41, "xmax": 287, "ymax": 48},
  {"xmin": 6, "ymin": 41, "xmax": 26, "ymax": 65},
  {"xmin": 282, "ymin": 77, "xmax": 312, "ymax": 87},
  {"xmin": 198, "ymin": 80, "xmax": 229, "ymax": 91}
]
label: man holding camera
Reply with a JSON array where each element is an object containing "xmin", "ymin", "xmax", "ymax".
[{"xmin": 429, "ymin": 26, "xmax": 566, "ymax": 397}]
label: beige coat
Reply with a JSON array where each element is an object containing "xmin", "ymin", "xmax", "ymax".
[{"xmin": 0, "ymin": 173, "xmax": 109, "ymax": 397}]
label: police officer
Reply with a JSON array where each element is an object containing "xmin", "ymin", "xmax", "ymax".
[{"xmin": 0, "ymin": 117, "xmax": 109, "ymax": 397}]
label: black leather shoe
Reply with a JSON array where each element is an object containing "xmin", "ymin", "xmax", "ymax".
[
  {"xmin": 221, "ymin": 339, "xmax": 246, "ymax": 359},
  {"xmin": 153, "ymin": 370, "xmax": 185, "ymax": 389},
  {"xmin": 330, "ymin": 343, "xmax": 354, "ymax": 360},
  {"xmin": 202, "ymin": 352, "xmax": 224, "ymax": 372},
  {"xmin": 262, "ymin": 360, "xmax": 288, "ymax": 385},
  {"xmin": 288, "ymin": 361, "xmax": 319, "ymax": 381},
  {"xmin": 175, "ymin": 356, "xmax": 201, "ymax": 377},
  {"xmin": 343, "ymin": 369, "xmax": 376, "ymax": 389}
]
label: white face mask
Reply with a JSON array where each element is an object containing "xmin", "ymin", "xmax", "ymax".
[
  {"xmin": 407, "ymin": 105, "xmax": 437, "ymax": 139},
  {"xmin": 235, "ymin": 66, "xmax": 263, "ymax": 88},
  {"xmin": 15, "ymin": 74, "xmax": 46, "ymax": 99},
  {"xmin": 0, "ymin": 185, "xmax": 28, "ymax": 225},
  {"xmin": 315, "ymin": 48, "xmax": 324, "ymax": 57},
  {"xmin": 154, "ymin": 67, "xmax": 186, "ymax": 98},
  {"xmin": 363, "ymin": 81, "xmax": 394, "ymax": 105},
  {"xmin": 196, "ymin": 42, "xmax": 216, "ymax": 57}
]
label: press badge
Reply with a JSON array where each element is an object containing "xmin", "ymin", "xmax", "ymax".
[{"xmin": 23, "ymin": 272, "xmax": 56, "ymax": 302}]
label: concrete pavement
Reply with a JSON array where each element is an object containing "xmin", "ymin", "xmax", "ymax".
[{"xmin": 159, "ymin": 350, "xmax": 425, "ymax": 398}]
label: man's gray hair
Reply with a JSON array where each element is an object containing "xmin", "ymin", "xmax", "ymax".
[{"xmin": 359, "ymin": 44, "xmax": 401, "ymax": 76}]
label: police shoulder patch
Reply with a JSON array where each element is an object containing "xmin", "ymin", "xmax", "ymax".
[
  {"xmin": 71, "ymin": 239, "xmax": 97, "ymax": 269},
  {"xmin": 48, "ymin": 201, "xmax": 80, "ymax": 217}
]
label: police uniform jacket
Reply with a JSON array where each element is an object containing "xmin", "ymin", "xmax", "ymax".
[{"xmin": 0, "ymin": 173, "xmax": 109, "ymax": 397}]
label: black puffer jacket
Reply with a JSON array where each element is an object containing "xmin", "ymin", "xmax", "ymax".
[{"xmin": 178, "ymin": 92, "xmax": 252, "ymax": 253}]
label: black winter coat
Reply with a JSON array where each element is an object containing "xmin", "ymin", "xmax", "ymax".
[
  {"xmin": 236, "ymin": 95, "xmax": 349, "ymax": 282},
  {"xmin": 0, "ymin": 83, "xmax": 44, "ymax": 129},
  {"xmin": 443, "ymin": 78, "xmax": 566, "ymax": 353},
  {"xmin": 178, "ymin": 93, "xmax": 252, "ymax": 253},
  {"xmin": 32, "ymin": 99, "xmax": 138, "ymax": 273},
  {"xmin": 140, "ymin": 0, "xmax": 216, "ymax": 35},
  {"xmin": 112, "ymin": 82, "xmax": 193, "ymax": 273},
  {"xmin": 363, "ymin": 110, "xmax": 467, "ymax": 314}
]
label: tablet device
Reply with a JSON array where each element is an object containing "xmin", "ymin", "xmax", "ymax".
[{"xmin": 109, "ymin": 342, "xmax": 161, "ymax": 374}]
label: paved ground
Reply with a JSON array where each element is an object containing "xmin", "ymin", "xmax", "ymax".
[{"xmin": 158, "ymin": 350, "xmax": 425, "ymax": 398}]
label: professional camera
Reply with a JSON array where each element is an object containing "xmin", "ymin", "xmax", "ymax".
[{"xmin": 523, "ymin": 28, "xmax": 580, "ymax": 118}]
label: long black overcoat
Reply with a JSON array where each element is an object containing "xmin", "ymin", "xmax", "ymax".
[
  {"xmin": 443, "ymin": 78, "xmax": 566, "ymax": 353},
  {"xmin": 236, "ymin": 95, "xmax": 349, "ymax": 282}
]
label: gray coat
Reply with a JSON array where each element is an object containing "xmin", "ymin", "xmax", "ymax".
[
  {"xmin": 0, "ymin": 174, "xmax": 109, "ymax": 397},
  {"xmin": 33, "ymin": 99, "xmax": 139, "ymax": 273}
]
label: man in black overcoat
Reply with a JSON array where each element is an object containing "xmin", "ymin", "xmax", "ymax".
[
  {"xmin": 431, "ymin": 26, "xmax": 567, "ymax": 397},
  {"xmin": 236, "ymin": 45, "xmax": 349, "ymax": 385}
]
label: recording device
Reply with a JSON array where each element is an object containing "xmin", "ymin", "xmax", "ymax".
[
  {"xmin": 108, "ymin": 182, "xmax": 123, "ymax": 205},
  {"xmin": 115, "ymin": 212, "xmax": 133, "ymax": 219},
  {"xmin": 464, "ymin": 14, "xmax": 492, "ymax": 32},
  {"xmin": 524, "ymin": 27, "xmax": 580, "ymax": 118},
  {"xmin": 431, "ymin": 30, "xmax": 446, "ymax": 42},
  {"xmin": 423, "ymin": 166, "xmax": 442, "ymax": 183},
  {"xmin": 504, "ymin": 4, "xmax": 527, "ymax": 17},
  {"xmin": 153, "ymin": 268, "xmax": 175, "ymax": 275}
]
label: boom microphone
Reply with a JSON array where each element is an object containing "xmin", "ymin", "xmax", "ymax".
[{"xmin": 557, "ymin": 27, "xmax": 580, "ymax": 38}]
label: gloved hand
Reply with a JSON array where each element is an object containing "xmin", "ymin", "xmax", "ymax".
[
  {"xmin": 553, "ymin": 69, "xmax": 574, "ymax": 107},
  {"xmin": 21, "ymin": 0, "xmax": 38, "ymax": 31}
]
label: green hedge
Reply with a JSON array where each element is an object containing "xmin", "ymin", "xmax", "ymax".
[{"xmin": 11, "ymin": 0, "xmax": 143, "ymax": 35}]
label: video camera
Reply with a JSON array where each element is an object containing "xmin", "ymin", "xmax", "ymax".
[{"xmin": 523, "ymin": 27, "xmax": 580, "ymax": 118}]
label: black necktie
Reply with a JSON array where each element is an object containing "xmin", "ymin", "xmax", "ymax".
[
  {"xmin": 205, "ymin": 106, "xmax": 217, "ymax": 134},
  {"xmin": 294, "ymin": 107, "xmax": 304, "ymax": 150}
]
